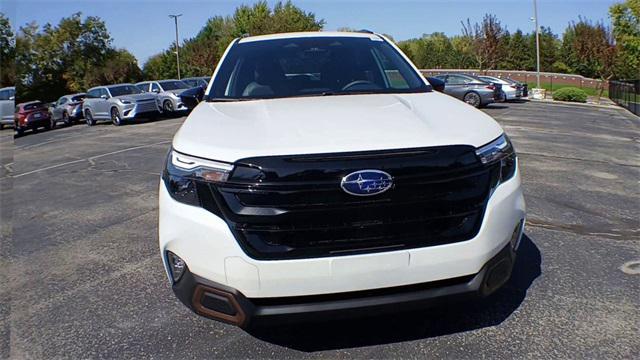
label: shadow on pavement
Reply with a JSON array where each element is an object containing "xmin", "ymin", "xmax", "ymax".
[{"xmin": 249, "ymin": 234, "xmax": 541, "ymax": 352}]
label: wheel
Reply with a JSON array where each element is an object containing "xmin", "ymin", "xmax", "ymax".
[
  {"xmin": 463, "ymin": 92, "xmax": 482, "ymax": 108},
  {"xmin": 163, "ymin": 100, "xmax": 175, "ymax": 114},
  {"xmin": 63, "ymin": 111, "xmax": 72, "ymax": 126},
  {"xmin": 16, "ymin": 126, "xmax": 24, "ymax": 136},
  {"xmin": 111, "ymin": 107, "xmax": 122, "ymax": 126},
  {"xmin": 0, "ymin": 124, "xmax": 4, "ymax": 130},
  {"xmin": 85, "ymin": 110, "xmax": 96, "ymax": 126}
]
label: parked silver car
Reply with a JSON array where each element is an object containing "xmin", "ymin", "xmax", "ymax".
[
  {"xmin": 83, "ymin": 84, "xmax": 160, "ymax": 126},
  {"xmin": 0, "ymin": 87, "xmax": 15, "ymax": 129},
  {"xmin": 431, "ymin": 74, "xmax": 501, "ymax": 108},
  {"xmin": 135, "ymin": 80, "xmax": 191, "ymax": 114},
  {"xmin": 49, "ymin": 93, "xmax": 86, "ymax": 127}
]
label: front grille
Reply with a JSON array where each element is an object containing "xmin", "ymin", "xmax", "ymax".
[
  {"xmin": 135, "ymin": 100, "xmax": 157, "ymax": 113},
  {"xmin": 200, "ymin": 146, "xmax": 500, "ymax": 260}
]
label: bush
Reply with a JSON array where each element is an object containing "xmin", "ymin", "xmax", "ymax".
[{"xmin": 552, "ymin": 87, "xmax": 588, "ymax": 103}]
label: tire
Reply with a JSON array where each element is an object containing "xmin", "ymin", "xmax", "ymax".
[
  {"xmin": 163, "ymin": 100, "xmax": 174, "ymax": 115},
  {"xmin": 85, "ymin": 110, "xmax": 96, "ymax": 126},
  {"xmin": 16, "ymin": 127, "xmax": 24, "ymax": 136},
  {"xmin": 463, "ymin": 92, "xmax": 482, "ymax": 108},
  {"xmin": 63, "ymin": 111, "xmax": 72, "ymax": 126},
  {"xmin": 111, "ymin": 107, "xmax": 122, "ymax": 126},
  {"xmin": 0, "ymin": 124, "xmax": 4, "ymax": 130}
]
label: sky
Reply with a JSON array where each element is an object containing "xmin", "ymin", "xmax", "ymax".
[{"xmin": 5, "ymin": 0, "xmax": 619, "ymax": 65}]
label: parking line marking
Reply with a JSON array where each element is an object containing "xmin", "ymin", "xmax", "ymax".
[{"xmin": 12, "ymin": 140, "xmax": 171, "ymax": 178}]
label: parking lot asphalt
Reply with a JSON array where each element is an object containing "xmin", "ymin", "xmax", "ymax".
[{"xmin": 3, "ymin": 101, "xmax": 639, "ymax": 358}]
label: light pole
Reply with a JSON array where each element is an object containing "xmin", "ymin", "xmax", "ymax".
[
  {"xmin": 169, "ymin": 14, "xmax": 182, "ymax": 80},
  {"xmin": 533, "ymin": 0, "xmax": 541, "ymax": 88}
]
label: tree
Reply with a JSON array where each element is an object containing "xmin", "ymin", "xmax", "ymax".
[
  {"xmin": 86, "ymin": 49, "xmax": 142, "ymax": 86},
  {"xmin": 530, "ymin": 26, "xmax": 560, "ymax": 72},
  {"xmin": 143, "ymin": 1, "xmax": 324, "ymax": 79},
  {"xmin": 501, "ymin": 30, "xmax": 532, "ymax": 70},
  {"xmin": 461, "ymin": 14, "xmax": 506, "ymax": 70},
  {"xmin": 610, "ymin": 0, "xmax": 640, "ymax": 78},
  {"xmin": 15, "ymin": 13, "xmax": 138, "ymax": 102},
  {"xmin": 0, "ymin": 13, "xmax": 15, "ymax": 87},
  {"xmin": 562, "ymin": 19, "xmax": 618, "ymax": 97}
]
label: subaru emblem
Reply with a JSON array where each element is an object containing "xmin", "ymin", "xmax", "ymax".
[{"xmin": 340, "ymin": 170, "xmax": 393, "ymax": 196}]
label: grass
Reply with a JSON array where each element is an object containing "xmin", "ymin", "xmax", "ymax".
[{"xmin": 526, "ymin": 82, "xmax": 608, "ymax": 98}]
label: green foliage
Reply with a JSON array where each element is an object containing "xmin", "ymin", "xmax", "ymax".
[
  {"xmin": 143, "ymin": 1, "xmax": 324, "ymax": 80},
  {"xmin": 0, "ymin": 13, "xmax": 15, "ymax": 87},
  {"xmin": 16, "ymin": 12, "xmax": 141, "ymax": 102},
  {"xmin": 610, "ymin": 0, "xmax": 640, "ymax": 78},
  {"xmin": 552, "ymin": 87, "xmax": 588, "ymax": 102}
]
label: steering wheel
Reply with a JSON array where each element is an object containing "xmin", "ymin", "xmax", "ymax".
[{"xmin": 341, "ymin": 80, "xmax": 377, "ymax": 91}]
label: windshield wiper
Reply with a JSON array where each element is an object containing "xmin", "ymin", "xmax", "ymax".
[{"xmin": 207, "ymin": 97, "xmax": 260, "ymax": 102}]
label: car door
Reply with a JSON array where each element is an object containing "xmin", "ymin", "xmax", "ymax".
[
  {"xmin": 53, "ymin": 97, "xmax": 67, "ymax": 120},
  {"xmin": 443, "ymin": 75, "xmax": 473, "ymax": 100},
  {"xmin": 95, "ymin": 88, "xmax": 111, "ymax": 118},
  {"xmin": 0, "ymin": 88, "xmax": 15, "ymax": 122}
]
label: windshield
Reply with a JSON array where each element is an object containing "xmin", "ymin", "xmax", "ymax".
[
  {"xmin": 109, "ymin": 85, "xmax": 142, "ymax": 96},
  {"xmin": 159, "ymin": 80, "xmax": 190, "ymax": 90},
  {"xmin": 0, "ymin": 88, "xmax": 14, "ymax": 100},
  {"xmin": 208, "ymin": 36, "xmax": 430, "ymax": 101}
]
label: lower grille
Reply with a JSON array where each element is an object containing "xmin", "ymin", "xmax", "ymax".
[
  {"xmin": 201, "ymin": 146, "xmax": 500, "ymax": 260},
  {"xmin": 135, "ymin": 100, "xmax": 157, "ymax": 113}
]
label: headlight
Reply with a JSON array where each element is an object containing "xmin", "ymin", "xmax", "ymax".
[
  {"xmin": 120, "ymin": 99, "xmax": 132, "ymax": 105},
  {"xmin": 476, "ymin": 134, "xmax": 517, "ymax": 183},
  {"xmin": 162, "ymin": 149, "xmax": 234, "ymax": 207}
]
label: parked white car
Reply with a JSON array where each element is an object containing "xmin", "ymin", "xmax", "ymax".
[
  {"xmin": 159, "ymin": 32, "xmax": 525, "ymax": 329},
  {"xmin": 83, "ymin": 84, "xmax": 160, "ymax": 126},
  {"xmin": 136, "ymin": 80, "xmax": 191, "ymax": 114},
  {"xmin": 478, "ymin": 75, "xmax": 523, "ymax": 101},
  {"xmin": 0, "ymin": 87, "xmax": 15, "ymax": 129}
]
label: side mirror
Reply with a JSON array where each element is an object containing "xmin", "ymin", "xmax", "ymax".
[
  {"xmin": 9, "ymin": 96, "xmax": 14, "ymax": 101},
  {"xmin": 152, "ymin": 89, "xmax": 160, "ymax": 93},
  {"xmin": 100, "ymin": 94, "xmax": 108, "ymax": 99}
]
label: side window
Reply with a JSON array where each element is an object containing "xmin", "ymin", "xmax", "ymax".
[
  {"xmin": 151, "ymin": 83, "xmax": 161, "ymax": 92},
  {"xmin": 137, "ymin": 83, "xmax": 148, "ymax": 92},
  {"xmin": 87, "ymin": 89, "xmax": 99, "ymax": 98},
  {"xmin": 0, "ymin": 90, "xmax": 8, "ymax": 100},
  {"xmin": 100, "ymin": 89, "xmax": 110, "ymax": 98},
  {"xmin": 58, "ymin": 97, "xmax": 68, "ymax": 106},
  {"xmin": 446, "ymin": 75, "xmax": 469, "ymax": 85}
]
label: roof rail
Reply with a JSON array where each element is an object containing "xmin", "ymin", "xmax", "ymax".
[{"xmin": 357, "ymin": 29, "xmax": 374, "ymax": 34}]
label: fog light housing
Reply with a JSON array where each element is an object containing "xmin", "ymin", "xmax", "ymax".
[
  {"xmin": 510, "ymin": 220, "xmax": 524, "ymax": 250},
  {"xmin": 167, "ymin": 251, "xmax": 186, "ymax": 283}
]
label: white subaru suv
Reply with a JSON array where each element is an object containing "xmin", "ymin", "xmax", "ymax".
[{"xmin": 159, "ymin": 31, "xmax": 526, "ymax": 329}]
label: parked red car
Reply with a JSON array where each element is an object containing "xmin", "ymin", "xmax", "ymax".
[{"xmin": 15, "ymin": 101, "xmax": 53, "ymax": 135}]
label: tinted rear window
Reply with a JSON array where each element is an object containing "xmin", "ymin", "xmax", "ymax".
[{"xmin": 24, "ymin": 102, "xmax": 46, "ymax": 111}]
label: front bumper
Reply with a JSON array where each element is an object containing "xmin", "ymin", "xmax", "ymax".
[
  {"xmin": 160, "ymin": 162, "xmax": 525, "ymax": 297},
  {"xmin": 172, "ymin": 240, "xmax": 518, "ymax": 328}
]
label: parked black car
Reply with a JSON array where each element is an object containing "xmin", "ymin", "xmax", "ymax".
[
  {"xmin": 426, "ymin": 77, "xmax": 445, "ymax": 92},
  {"xmin": 178, "ymin": 86, "xmax": 205, "ymax": 110}
]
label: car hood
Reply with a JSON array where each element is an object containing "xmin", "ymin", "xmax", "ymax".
[
  {"xmin": 165, "ymin": 88, "xmax": 190, "ymax": 96},
  {"xmin": 115, "ymin": 94, "xmax": 156, "ymax": 102},
  {"xmin": 172, "ymin": 92, "xmax": 504, "ymax": 163}
]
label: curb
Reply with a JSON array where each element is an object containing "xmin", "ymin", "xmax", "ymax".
[{"xmin": 528, "ymin": 98, "xmax": 621, "ymax": 110}]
